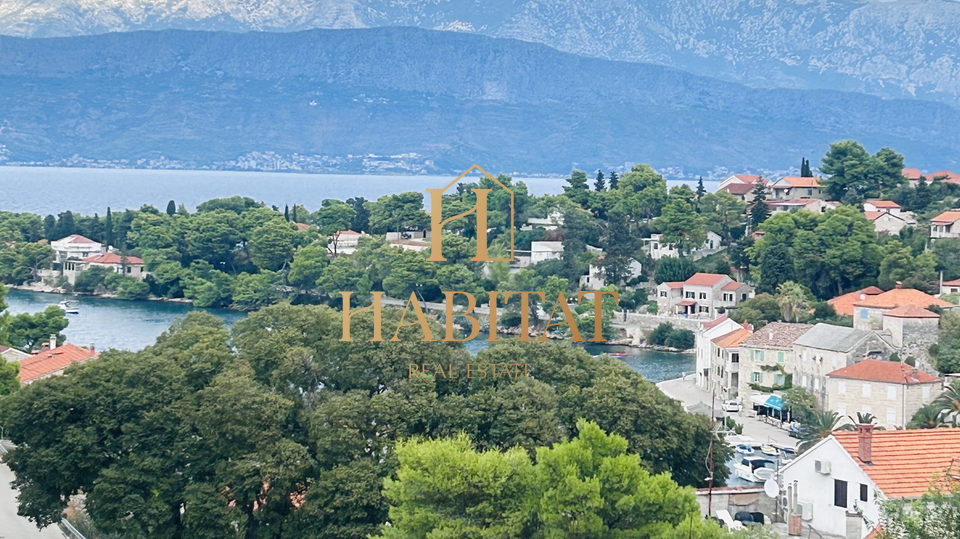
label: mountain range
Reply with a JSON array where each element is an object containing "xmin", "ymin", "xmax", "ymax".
[
  {"xmin": 2, "ymin": 0, "xmax": 960, "ymax": 107},
  {"xmin": 0, "ymin": 27, "xmax": 958, "ymax": 175}
]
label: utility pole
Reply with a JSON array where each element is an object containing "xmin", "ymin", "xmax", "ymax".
[{"xmin": 707, "ymin": 388, "xmax": 716, "ymax": 517}]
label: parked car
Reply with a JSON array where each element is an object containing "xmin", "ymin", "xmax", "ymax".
[
  {"xmin": 723, "ymin": 400, "xmax": 742, "ymax": 413},
  {"xmin": 788, "ymin": 422, "xmax": 803, "ymax": 439}
]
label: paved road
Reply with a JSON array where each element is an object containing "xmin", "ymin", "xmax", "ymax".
[
  {"xmin": 658, "ymin": 375, "xmax": 797, "ymax": 448},
  {"xmin": 0, "ymin": 455, "xmax": 64, "ymax": 539}
]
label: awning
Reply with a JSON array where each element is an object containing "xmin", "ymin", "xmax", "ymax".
[
  {"xmin": 750, "ymin": 394, "xmax": 784, "ymax": 411},
  {"xmin": 677, "ymin": 300, "xmax": 696, "ymax": 306}
]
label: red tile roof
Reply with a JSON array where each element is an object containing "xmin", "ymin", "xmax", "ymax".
[
  {"xmin": 853, "ymin": 288, "xmax": 953, "ymax": 310},
  {"xmin": 833, "ymin": 429, "xmax": 960, "ymax": 498},
  {"xmin": 684, "ymin": 273, "xmax": 730, "ymax": 287},
  {"xmin": 929, "ymin": 170, "xmax": 960, "ymax": 183},
  {"xmin": 19, "ymin": 344, "xmax": 98, "ymax": 383},
  {"xmin": 827, "ymin": 287, "xmax": 885, "ymax": 316},
  {"xmin": 721, "ymin": 183, "xmax": 755, "ymax": 195},
  {"xmin": 295, "ymin": 222, "xmax": 311, "ymax": 232},
  {"xmin": 827, "ymin": 359, "xmax": 939, "ymax": 384},
  {"xmin": 932, "ymin": 210, "xmax": 960, "ymax": 224},
  {"xmin": 58, "ymin": 234, "xmax": 99, "ymax": 244},
  {"xmin": 733, "ymin": 174, "xmax": 765, "ymax": 184},
  {"xmin": 883, "ymin": 303, "xmax": 939, "ymax": 319},
  {"xmin": 712, "ymin": 327, "xmax": 752, "ymax": 349},
  {"xmin": 677, "ymin": 300, "xmax": 696, "ymax": 306},
  {"xmin": 741, "ymin": 322, "xmax": 813, "ymax": 348},
  {"xmin": 83, "ymin": 252, "xmax": 144, "ymax": 265},
  {"xmin": 903, "ymin": 168, "xmax": 923, "ymax": 180},
  {"xmin": 662, "ymin": 281, "xmax": 685, "ymax": 289},
  {"xmin": 722, "ymin": 281, "xmax": 745, "ymax": 290},
  {"xmin": 866, "ymin": 200, "xmax": 901, "ymax": 209},
  {"xmin": 701, "ymin": 314, "xmax": 730, "ymax": 330},
  {"xmin": 774, "ymin": 176, "xmax": 821, "ymax": 188},
  {"xmin": 942, "ymin": 279, "xmax": 960, "ymax": 287}
]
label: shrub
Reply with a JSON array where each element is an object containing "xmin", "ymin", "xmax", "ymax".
[
  {"xmin": 664, "ymin": 329, "xmax": 695, "ymax": 350},
  {"xmin": 648, "ymin": 323, "xmax": 674, "ymax": 346}
]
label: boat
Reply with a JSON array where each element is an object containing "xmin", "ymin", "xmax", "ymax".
[
  {"xmin": 734, "ymin": 457, "xmax": 777, "ymax": 483},
  {"xmin": 607, "ymin": 352, "xmax": 629, "ymax": 358},
  {"xmin": 57, "ymin": 300, "xmax": 80, "ymax": 314},
  {"xmin": 761, "ymin": 445, "xmax": 780, "ymax": 457},
  {"xmin": 735, "ymin": 444, "xmax": 755, "ymax": 455}
]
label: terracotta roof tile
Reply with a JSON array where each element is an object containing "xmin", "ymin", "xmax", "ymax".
[
  {"xmin": 932, "ymin": 210, "xmax": 960, "ymax": 224},
  {"xmin": 865, "ymin": 200, "xmax": 901, "ymax": 209},
  {"xmin": 741, "ymin": 322, "xmax": 813, "ymax": 349},
  {"xmin": 833, "ymin": 429, "xmax": 960, "ymax": 498},
  {"xmin": 662, "ymin": 281, "xmax": 685, "ymax": 289},
  {"xmin": 721, "ymin": 183, "xmax": 755, "ymax": 195},
  {"xmin": 733, "ymin": 174, "xmax": 765, "ymax": 184},
  {"xmin": 827, "ymin": 287, "xmax": 885, "ymax": 316},
  {"xmin": 701, "ymin": 314, "xmax": 730, "ymax": 330},
  {"xmin": 684, "ymin": 273, "xmax": 730, "ymax": 287},
  {"xmin": 59, "ymin": 234, "xmax": 99, "ymax": 244},
  {"xmin": 903, "ymin": 168, "xmax": 923, "ymax": 180},
  {"xmin": 19, "ymin": 344, "xmax": 98, "ymax": 383},
  {"xmin": 83, "ymin": 252, "xmax": 144, "ymax": 265},
  {"xmin": 712, "ymin": 327, "xmax": 753, "ymax": 349},
  {"xmin": 722, "ymin": 281, "xmax": 745, "ymax": 290},
  {"xmin": 883, "ymin": 303, "xmax": 939, "ymax": 319},
  {"xmin": 929, "ymin": 170, "xmax": 960, "ymax": 183},
  {"xmin": 942, "ymin": 279, "xmax": 960, "ymax": 287},
  {"xmin": 827, "ymin": 360, "xmax": 939, "ymax": 384},
  {"xmin": 774, "ymin": 176, "xmax": 822, "ymax": 188},
  {"xmin": 853, "ymin": 288, "xmax": 952, "ymax": 309}
]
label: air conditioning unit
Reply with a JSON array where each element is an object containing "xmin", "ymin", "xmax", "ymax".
[
  {"xmin": 799, "ymin": 501, "xmax": 813, "ymax": 521},
  {"xmin": 815, "ymin": 460, "xmax": 832, "ymax": 474}
]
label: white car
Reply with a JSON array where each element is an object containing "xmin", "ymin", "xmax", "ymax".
[{"xmin": 723, "ymin": 400, "xmax": 742, "ymax": 413}]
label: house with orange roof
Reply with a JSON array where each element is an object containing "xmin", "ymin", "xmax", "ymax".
[
  {"xmin": 863, "ymin": 210, "xmax": 911, "ymax": 235},
  {"xmin": 825, "ymin": 360, "xmax": 940, "ymax": 429},
  {"xmin": 782, "ymin": 426, "xmax": 960, "ymax": 539},
  {"xmin": 18, "ymin": 341, "xmax": 98, "ymax": 384},
  {"xmin": 654, "ymin": 272, "xmax": 753, "ymax": 318},
  {"xmin": 695, "ymin": 314, "xmax": 748, "ymax": 391},
  {"xmin": 901, "ymin": 167, "xmax": 923, "ymax": 182},
  {"xmin": 940, "ymin": 278, "xmax": 960, "ymax": 297},
  {"xmin": 707, "ymin": 327, "xmax": 753, "ymax": 399},
  {"xmin": 83, "ymin": 252, "xmax": 145, "ymax": 280},
  {"xmin": 862, "ymin": 200, "xmax": 901, "ymax": 215},
  {"xmin": 329, "ymin": 229, "xmax": 368, "ymax": 255},
  {"xmin": 738, "ymin": 322, "xmax": 813, "ymax": 401},
  {"xmin": 768, "ymin": 198, "xmax": 838, "ymax": 214},
  {"xmin": 928, "ymin": 169, "xmax": 960, "ymax": 184},
  {"xmin": 930, "ymin": 210, "xmax": 960, "ymax": 239},
  {"xmin": 717, "ymin": 174, "xmax": 770, "ymax": 191},
  {"xmin": 770, "ymin": 176, "xmax": 825, "ymax": 200},
  {"xmin": 793, "ymin": 324, "xmax": 894, "ymax": 406},
  {"xmin": 828, "ymin": 287, "xmax": 884, "ymax": 317},
  {"xmin": 640, "ymin": 231, "xmax": 722, "ymax": 260}
]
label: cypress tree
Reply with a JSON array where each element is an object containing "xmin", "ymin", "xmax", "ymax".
[
  {"xmin": 284, "ymin": 205, "xmax": 290, "ymax": 221},
  {"xmin": 104, "ymin": 208, "xmax": 114, "ymax": 247},
  {"xmin": 166, "ymin": 200, "xmax": 176, "ymax": 216},
  {"xmin": 595, "ymin": 170, "xmax": 606, "ymax": 191},
  {"xmin": 609, "ymin": 171, "xmax": 619, "ymax": 189},
  {"xmin": 800, "ymin": 158, "xmax": 813, "ymax": 177},
  {"xmin": 292, "ymin": 205, "xmax": 298, "ymax": 223},
  {"xmin": 42, "ymin": 215, "xmax": 56, "ymax": 239}
]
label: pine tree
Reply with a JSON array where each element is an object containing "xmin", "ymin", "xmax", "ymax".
[
  {"xmin": 284, "ymin": 205, "xmax": 290, "ymax": 221},
  {"xmin": 42, "ymin": 215, "xmax": 56, "ymax": 239},
  {"xmin": 696, "ymin": 177, "xmax": 706, "ymax": 199},
  {"xmin": 800, "ymin": 158, "xmax": 813, "ymax": 177},
  {"xmin": 595, "ymin": 171, "xmax": 606, "ymax": 191},
  {"xmin": 166, "ymin": 200, "xmax": 176, "ymax": 216},
  {"xmin": 104, "ymin": 208, "xmax": 113, "ymax": 248},
  {"xmin": 609, "ymin": 171, "xmax": 619, "ymax": 189},
  {"xmin": 749, "ymin": 180, "xmax": 770, "ymax": 227}
]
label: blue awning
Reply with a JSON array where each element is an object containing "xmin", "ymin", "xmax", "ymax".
[{"xmin": 765, "ymin": 395, "xmax": 784, "ymax": 411}]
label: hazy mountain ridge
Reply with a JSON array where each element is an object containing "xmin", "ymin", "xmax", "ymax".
[
  {"xmin": 2, "ymin": 0, "xmax": 960, "ymax": 105},
  {"xmin": 0, "ymin": 27, "xmax": 957, "ymax": 174}
]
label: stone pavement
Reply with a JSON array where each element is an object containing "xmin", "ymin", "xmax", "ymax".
[{"xmin": 658, "ymin": 374, "xmax": 798, "ymax": 449}]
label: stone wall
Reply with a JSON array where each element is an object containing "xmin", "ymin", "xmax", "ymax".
[
  {"xmin": 885, "ymin": 317, "xmax": 939, "ymax": 371},
  {"xmin": 695, "ymin": 487, "xmax": 777, "ymax": 524}
]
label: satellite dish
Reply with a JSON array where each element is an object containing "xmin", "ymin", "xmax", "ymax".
[{"xmin": 763, "ymin": 478, "xmax": 780, "ymax": 498}]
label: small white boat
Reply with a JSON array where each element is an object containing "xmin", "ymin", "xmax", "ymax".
[
  {"xmin": 761, "ymin": 445, "xmax": 780, "ymax": 457},
  {"xmin": 735, "ymin": 457, "xmax": 777, "ymax": 483},
  {"xmin": 735, "ymin": 444, "xmax": 755, "ymax": 455},
  {"xmin": 57, "ymin": 300, "xmax": 80, "ymax": 314}
]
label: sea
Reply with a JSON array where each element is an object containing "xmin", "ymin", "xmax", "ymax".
[{"xmin": 0, "ymin": 166, "xmax": 711, "ymax": 215}]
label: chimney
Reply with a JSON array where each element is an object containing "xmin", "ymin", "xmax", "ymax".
[
  {"xmin": 858, "ymin": 424, "xmax": 874, "ymax": 464},
  {"xmin": 895, "ymin": 281, "xmax": 903, "ymax": 289},
  {"xmin": 49, "ymin": 334, "xmax": 57, "ymax": 351},
  {"xmin": 89, "ymin": 343, "xmax": 95, "ymax": 354}
]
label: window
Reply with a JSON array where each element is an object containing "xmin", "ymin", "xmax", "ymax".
[
  {"xmin": 126, "ymin": 266, "xmax": 132, "ymax": 274},
  {"xmin": 741, "ymin": 293, "xmax": 747, "ymax": 301},
  {"xmin": 802, "ymin": 375, "xmax": 809, "ymax": 386},
  {"xmin": 887, "ymin": 387, "xmax": 896, "ymax": 400},
  {"xmin": 731, "ymin": 353, "xmax": 739, "ymax": 363},
  {"xmin": 814, "ymin": 378, "xmax": 821, "ymax": 390},
  {"xmin": 751, "ymin": 372, "xmax": 763, "ymax": 383},
  {"xmin": 807, "ymin": 189, "xmax": 813, "ymax": 196},
  {"xmin": 862, "ymin": 383, "xmax": 872, "ymax": 398},
  {"xmin": 923, "ymin": 386, "xmax": 931, "ymax": 400},
  {"xmin": 686, "ymin": 292, "xmax": 695, "ymax": 299},
  {"xmin": 699, "ymin": 292, "xmax": 707, "ymax": 299},
  {"xmin": 699, "ymin": 306, "xmax": 710, "ymax": 313},
  {"xmin": 752, "ymin": 350, "xmax": 764, "ymax": 361},
  {"xmin": 777, "ymin": 351, "xmax": 785, "ymax": 364},
  {"xmin": 887, "ymin": 409, "xmax": 896, "ymax": 425},
  {"xmin": 838, "ymin": 381, "xmax": 846, "ymax": 395},
  {"xmin": 860, "ymin": 484, "xmax": 868, "ymax": 502},
  {"xmin": 834, "ymin": 480, "xmax": 848, "ymax": 508},
  {"xmin": 659, "ymin": 291, "xmax": 667, "ymax": 297},
  {"xmin": 860, "ymin": 309, "xmax": 868, "ymax": 319},
  {"xmin": 774, "ymin": 373, "xmax": 786, "ymax": 386}
]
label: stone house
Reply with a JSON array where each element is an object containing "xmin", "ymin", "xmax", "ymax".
[
  {"xmin": 50, "ymin": 234, "xmax": 103, "ymax": 266},
  {"xmin": 852, "ymin": 286, "xmax": 950, "ymax": 370},
  {"xmin": 792, "ymin": 324, "xmax": 895, "ymax": 407},
  {"xmin": 641, "ymin": 231, "xmax": 722, "ymax": 261},
  {"xmin": 769, "ymin": 176, "xmax": 825, "ymax": 200},
  {"xmin": 707, "ymin": 327, "xmax": 753, "ymax": 399},
  {"xmin": 864, "ymin": 211, "xmax": 911, "ymax": 235},
  {"xmin": 825, "ymin": 360, "xmax": 940, "ymax": 429},
  {"xmin": 695, "ymin": 315, "xmax": 746, "ymax": 391},
  {"xmin": 768, "ymin": 198, "xmax": 838, "ymax": 214},
  {"xmin": 83, "ymin": 252, "xmax": 146, "ymax": 281},
  {"xmin": 930, "ymin": 210, "xmax": 960, "ymax": 239},
  {"xmin": 655, "ymin": 272, "xmax": 754, "ymax": 319},
  {"xmin": 782, "ymin": 427, "xmax": 960, "ymax": 539},
  {"xmin": 530, "ymin": 241, "xmax": 564, "ymax": 264},
  {"xmin": 941, "ymin": 278, "xmax": 960, "ymax": 296},
  {"xmin": 0, "ymin": 345, "xmax": 31, "ymax": 362},
  {"xmin": 827, "ymin": 286, "xmax": 884, "ymax": 317},
  {"xmin": 738, "ymin": 322, "xmax": 813, "ymax": 401}
]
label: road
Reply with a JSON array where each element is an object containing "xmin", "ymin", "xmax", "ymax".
[
  {"xmin": 657, "ymin": 374, "xmax": 797, "ymax": 448},
  {"xmin": 0, "ymin": 449, "xmax": 64, "ymax": 539}
]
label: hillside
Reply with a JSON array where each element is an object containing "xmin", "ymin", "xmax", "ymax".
[
  {"xmin": 0, "ymin": 27, "xmax": 958, "ymax": 174},
  {"xmin": 2, "ymin": 1, "xmax": 960, "ymax": 106}
]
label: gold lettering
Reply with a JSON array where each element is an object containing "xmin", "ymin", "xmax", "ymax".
[
  {"xmin": 340, "ymin": 291, "xmax": 384, "ymax": 342},
  {"xmin": 427, "ymin": 188, "xmax": 510, "ymax": 262},
  {"xmin": 390, "ymin": 292, "xmax": 437, "ymax": 342},
  {"xmin": 503, "ymin": 291, "xmax": 545, "ymax": 342},
  {"xmin": 486, "ymin": 291, "xmax": 500, "ymax": 342},
  {"xmin": 577, "ymin": 291, "xmax": 619, "ymax": 342},
  {"xmin": 409, "ymin": 364, "xmax": 420, "ymax": 378},
  {"xmin": 476, "ymin": 363, "xmax": 487, "ymax": 378},
  {"xmin": 447, "ymin": 363, "xmax": 458, "ymax": 378},
  {"xmin": 443, "ymin": 292, "xmax": 481, "ymax": 342},
  {"xmin": 524, "ymin": 364, "xmax": 533, "ymax": 378},
  {"xmin": 538, "ymin": 292, "xmax": 583, "ymax": 342},
  {"xmin": 433, "ymin": 364, "xmax": 447, "ymax": 378}
]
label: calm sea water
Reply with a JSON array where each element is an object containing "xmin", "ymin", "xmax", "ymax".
[
  {"xmin": 0, "ymin": 166, "xmax": 708, "ymax": 215},
  {"xmin": 3, "ymin": 289, "xmax": 693, "ymax": 382}
]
